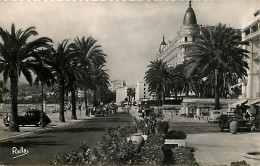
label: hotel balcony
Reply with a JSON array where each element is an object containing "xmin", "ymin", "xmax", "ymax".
[
  {"xmin": 243, "ymin": 28, "xmax": 260, "ymax": 41},
  {"xmin": 252, "ymin": 50, "xmax": 260, "ymax": 60}
]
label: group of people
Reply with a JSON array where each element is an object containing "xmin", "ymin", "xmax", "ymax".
[
  {"xmin": 138, "ymin": 106, "xmax": 153, "ymax": 119},
  {"xmin": 90, "ymin": 104, "xmax": 118, "ymax": 117}
]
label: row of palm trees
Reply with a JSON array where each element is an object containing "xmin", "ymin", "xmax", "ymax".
[
  {"xmin": 0, "ymin": 24, "xmax": 110, "ymax": 132},
  {"xmin": 145, "ymin": 23, "xmax": 249, "ymax": 109}
]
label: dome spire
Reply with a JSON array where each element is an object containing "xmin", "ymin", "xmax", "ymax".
[
  {"xmin": 161, "ymin": 34, "xmax": 166, "ymax": 46},
  {"xmin": 183, "ymin": 0, "xmax": 197, "ymax": 26},
  {"xmin": 159, "ymin": 34, "xmax": 167, "ymax": 53}
]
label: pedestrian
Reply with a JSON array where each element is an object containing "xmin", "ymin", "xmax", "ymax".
[
  {"xmin": 79, "ymin": 103, "xmax": 82, "ymax": 111},
  {"xmin": 106, "ymin": 106, "xmax": 109, "ymax": 116},
  {"xmin": 244, "ymin": 111, "xmax": 250, "ymax": 121},
  {"xmin": 115, "ymin": 107, "xmax": 117, "ymax": 115},
  {"xmin": 142, "ymin": 109, "xmax": 145, "ymax": 118},
  {"xmin": 170, "ymin": 111, "xmax": 174, "ymax": 121},
  {"xmin": 102, "ymin": 107, "xmax": 105, "ymax": 117}
]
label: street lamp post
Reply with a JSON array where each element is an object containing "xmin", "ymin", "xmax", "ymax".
[{"xmin": 41, "ymin": 81, "xmax": 44, "ymax": 128}]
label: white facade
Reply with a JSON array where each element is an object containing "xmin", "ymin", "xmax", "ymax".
[
  {"xmin": 157, "ymin": 1, "xmax": 199, "ymax": 68},
  {"xmin": 109, "ymin": 79, "xmax": 126, "ymax": 91},
  {"xmin": 116, "ymin": 86, "xmax": 127, "ymax": 104},
  {"xmin": 241, "ymin": 9, "xmax": 260, "ymax": 100},
  {"xmin": 135, "ymin": 82, "xmax": 152, "ymax": 101}
]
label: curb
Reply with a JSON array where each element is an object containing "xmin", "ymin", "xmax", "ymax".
[{"xmin": 0, "ymin": 117, "xmax": 93, "ymax": 143}]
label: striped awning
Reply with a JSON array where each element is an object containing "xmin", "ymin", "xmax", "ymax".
[
  {"xmin": 248, "ymin": 99, "xmax": 260, "ymax": 105},
  {"xmin": 230, "ymin": 99, "xmax": 248, "ymax": 108}
]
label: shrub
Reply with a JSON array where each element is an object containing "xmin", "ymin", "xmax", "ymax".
[
  {"xmin": 51, "ymin": 142, "xmax": 92, "ymax": 165},
  {"xmin": 172, "ymin": 147, "xmax": 197, "ymax": 165},
  {"xmin": 134, "ymin": 133, "xmax": 165, "ymax": 165},
  {"xmin": 165, "ymin": 130, "xmax": 187, "ymax": 139},
  {"xmin": 98, "ymin": 125, "xmax": 141, "ymax": 165},
  {"xmin": 99, "ymin": 134, "xmax": 136, "ymax": 165},
  {"xmin": 156, "ymin": 121, "xmax": 169, "ymax": 135}
]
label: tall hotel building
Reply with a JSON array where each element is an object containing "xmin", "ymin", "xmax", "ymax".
[
  {"xmin": 157, "ymin": 1, "xmax": 199, "ymax": 67},
  {"xmin": 241, "ymin": 9, "xmax": 260, "ymax": 102}
]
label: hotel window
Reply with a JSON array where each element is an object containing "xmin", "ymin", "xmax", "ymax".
[
  {"xmin": 251, "ymin": 24, "xmax": 258, "ymax": 33},
  {"xmin": 245, "ymin": 28, "xmax": 250, "ymax": 36},
  {"xmin": 185, "ymin": 37, "xmax": 188, "ymax": 42},
  {"xmin": 144, "ymin": 88, "xmax": 146, "ymax": 90}
]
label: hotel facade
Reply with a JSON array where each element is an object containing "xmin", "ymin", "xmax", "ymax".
[
  {"xmin": 157, "ymin": 1, "xmax": 199, "ymax": 67},
  {"xmin": 241, "ymin": 9, "xmax": 260, "ymax": 104}
]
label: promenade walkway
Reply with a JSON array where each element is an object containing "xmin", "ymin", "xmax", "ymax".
[
  {"xmin": 0, "ymin": 110, "xmax": 92, "ymax": 142},
  {"xmin": 129, "ymin": 106, "xmax": 260, "ymax": 166}
]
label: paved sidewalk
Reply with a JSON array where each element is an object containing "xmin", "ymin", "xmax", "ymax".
[
  {"xmin": 129, "ymin": 106, "xmax": 260, "ymax": 166},
  {"xmin": 187, "ymin": 132, "xmax": 260, "ymax": 166},
  {"xmin": 0, "ymin": 110, "xmax": 92, "ymax": 142}
]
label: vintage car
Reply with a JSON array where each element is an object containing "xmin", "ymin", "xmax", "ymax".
[
  {"xmin": 3, "ymin": 109, "xmax": 51, "ymax": 127},
  {"xmin": 218, "ymin": 112, "xmax": 252, "ymax": 132},
  {"xmin": 207, "ymin": 110, "xmax": 221, "ymax": 123}
]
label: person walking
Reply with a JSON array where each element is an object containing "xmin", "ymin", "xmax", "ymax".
[
  {"xmin": 106, "ymin": 106, "xmax": 109, "ymax": 116},
  {"xmin": 170, "ymin": 111, "xmax": 174, "ymax": 122}
]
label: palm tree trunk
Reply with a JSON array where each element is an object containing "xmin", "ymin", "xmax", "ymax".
[
  {"xmin": 185, "ymin": 84, "xmax": 189, "ymax": 97},
  {"xmin": 59, "ymin": 79, "xmax": 65, "ymax": 122},
  {"xmin": 93, "ymin": 89, "xmax": 98, "ymax": 107},
  {"xmin": 84, "ymin": 89, "xmax": 88, "ymax": 116},
  {"xmin": 70, "ymin": 85, "xmax": 77, "ymax": 120},
  {"xmin": 162, "ymin": 78, "xmax": 166, "ymax": 105},
  {"xmin": 41, "ymin": 82, "xmax": 44, "ymax": 128},
  {"xmin": 9, "ymin": 72, "xmax": 19, "ymax": 132},
  {"xmin": 215, "ymin": 69, "xmax": 220, "ymax": 110},
  {"xmin": 162, "ymin": 91, "xmax": 165, "ymax": 105}
]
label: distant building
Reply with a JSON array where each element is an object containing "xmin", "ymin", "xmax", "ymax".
[
  {"xmin": 109, "ymin": 79, "xmax": 126, "ymax": 91},
  {"xmin": 135, "ymin": 81, "xmax": 152, "ymax": 102},
  {"xmin": 241, "ymin": 9, "xmax": 260, "ymax": 103},
  {"xmin": 116, "ymin": 85, "xmax": 135, "ymax": 104}
]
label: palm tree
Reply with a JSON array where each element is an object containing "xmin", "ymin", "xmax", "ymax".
[
  {"xmin": 0, "ymin": 24, "xmax": 52, "ymax": 131},
  {"xmin": 144, "ymin": 59, "xmax": 171, "ymax": 105},
  {"xmin": 70, "ymin": 36, "xmax": 106, "ymax": 111},
  {"xmin": 34, "ymin": 61, "xmax": 56, "ymax": 127},
  {"xmin": 126, "ymin": 88, "xmax": 134, "ymax": 104},
  {"xmin": 186, "ymin": 23, "xmax": 249, "ymax": 109},
  {"xmin": 0, "ymin": 81, "xmax": 9, "ymax": 103},
  {"xmin": 43, "ymin": 40, "xmax": 79, "ymax": 122},
  {"xmin": 91, "ymin": 65, "xmax": 110, "ymax": 107},
  {"xmin": 168, "ymin": 65, "xmax": 185, "ymax": 100}
]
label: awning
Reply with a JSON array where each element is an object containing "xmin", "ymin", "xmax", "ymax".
[
  {"xmin": 230, "ymin": 99, "xmax": 248, "ymax": 108},
  {"xmin": 247, "ymin": 99, "xmax": 260, "ymax": 105}
]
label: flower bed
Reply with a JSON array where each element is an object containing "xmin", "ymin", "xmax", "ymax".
[{"xmin": 51, "ymin": 115, "xmax": 197, "ymax": 165}]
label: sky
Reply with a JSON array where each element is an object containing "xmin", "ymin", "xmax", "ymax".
[{"xmin": 0, "ymin": 0, "xmax": 259, "ymax": 86}]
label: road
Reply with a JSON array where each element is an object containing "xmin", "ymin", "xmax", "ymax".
[{"xmin": 0, "ymin": 111, "xmax": 133, "ymax": 165}]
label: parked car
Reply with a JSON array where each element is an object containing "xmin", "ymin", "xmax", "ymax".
[
  {"xmin": 3, "ymin": 109, "xmax": 51, "ymax": 127},
  {"xmin": 207, "ymin": 110, "xmax": 221, "ymax": 123},
  {"xmin": 218, "ymin": 112, "xmax": 252, "ymax": 132}
]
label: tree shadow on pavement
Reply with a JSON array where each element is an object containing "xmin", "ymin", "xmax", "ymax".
[
  {"xmin": 53, "ymin": 127, "xmax": 106, "ymax": 133},
  {"xmin": 0, "ymin": 140, "xmax": 65, "ymax": 148}
]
